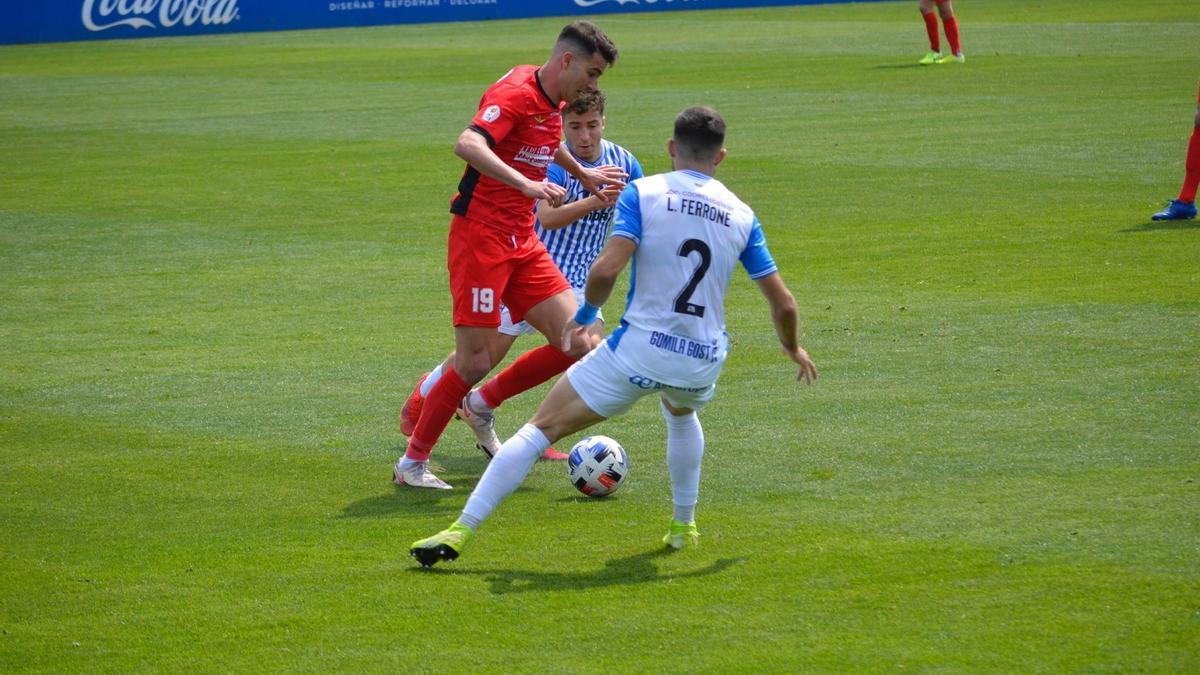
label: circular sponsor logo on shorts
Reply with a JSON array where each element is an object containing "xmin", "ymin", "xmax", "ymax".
[
  {"xmin": 482, "ymin": 105, "xmax": 501, "ymax": 123},
  {"xmin": 629, "ymin": 375, "xmax": 660, "ymax": 390}
]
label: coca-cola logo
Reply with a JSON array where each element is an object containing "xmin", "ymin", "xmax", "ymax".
[{"xmin": 82, "ymin": 0, "xmax": 240, "ymax": 33}]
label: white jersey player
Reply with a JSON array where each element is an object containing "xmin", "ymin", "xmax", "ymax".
[{"xmin": 410, "ymin": 106, "xmax": 817, "ymax": 567}]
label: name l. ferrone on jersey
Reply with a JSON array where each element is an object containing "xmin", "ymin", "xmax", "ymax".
[{"xmin": 665, "ymin": 194, "xmax": 731, "ymax": 227}]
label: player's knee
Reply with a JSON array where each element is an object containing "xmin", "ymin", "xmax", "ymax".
[
  {"xmin": 562, "ymin": 338, "xmax": 591, "ymax": 361},
  {"xmin": 528, "ymin": 415, "xmax": 566, "ymax": 444},
  {"xmin": 452, "ymin": 352, "xmax": 492, "ymax": 385},
  {"xmin": 1192, "ymin": 112, "xmax": 1200, "ymax": 129}
]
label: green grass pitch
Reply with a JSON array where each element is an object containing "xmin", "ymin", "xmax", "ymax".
[{"xmin": 1, "ymin": 0, "xmax": 1198, "ymax": 670}]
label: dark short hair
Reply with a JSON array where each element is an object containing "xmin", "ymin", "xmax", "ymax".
[
  {"xmin": 673, "ymin": 106, "xmax": 726, "ymax": 160},
  {"xmin": 557, "ymin": 21, "xmax": 618, "ymax": 65},
  {"xmin": 565, "ymin": 89, "xmax": 606, "ymax": 117}
]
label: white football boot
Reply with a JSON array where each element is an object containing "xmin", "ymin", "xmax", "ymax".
[
  {"xmin": 392, "ymin": 458, "xmax": 452, "ymax": 490},
  {"xmin": 456, "ymin": 393, "xmax": 502, "ymax": 458}
]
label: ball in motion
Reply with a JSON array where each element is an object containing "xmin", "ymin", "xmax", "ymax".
[{"xmin": 567, "ymin": 435, "xmax": 629, "ymax": 497}]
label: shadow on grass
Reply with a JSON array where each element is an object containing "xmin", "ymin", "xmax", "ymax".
[
  {"xmin": 1120, "ymin": 219, "xmax": 1200, "ymax": 233},
  {"xmin": 338, "ymin": 488, "xmax": 467, "ymax": 518},
  {"xmin": 337, "ymin": 445, "xmax": 485, "ymax": 518},
  {"xmin": 409, "ymin": 548, "xmax": 746, "ymax": 595}
]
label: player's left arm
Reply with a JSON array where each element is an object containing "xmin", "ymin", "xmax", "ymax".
[
  {"xmin": 754, "ymin": 272, "xmax": 817, "ymax": 384},
  {"xmin": 553, "ymin": 143, "xmax": 628, "ymax": 204},
  {"xmin": 741, "ymin": 217, "xmax": 816, "ymax": 384},
  {"xmin": 536, "ymin": 188, "xmax": 622, "ymax": 230}
]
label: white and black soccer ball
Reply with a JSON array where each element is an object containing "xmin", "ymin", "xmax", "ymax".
[{"xmin": 567, "ymin": 435, "xmax": 629, "ymax": 497}]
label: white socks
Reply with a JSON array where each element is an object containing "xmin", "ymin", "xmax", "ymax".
[
  {"xmin": 419, "ymin": 361, "xmax": 445, "ymax": 398},
  {"xmin": 461, "ymin": 423, "xmax": 549, "ymax": 528},
  {"xmin": 458, "ymin": 407, "xmax": 703, "ymax": 531},
  {"xmin": 662, "ymin": 401, "xmax": 704, "ymax": 524}
]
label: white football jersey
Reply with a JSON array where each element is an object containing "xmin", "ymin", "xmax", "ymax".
[{"xmin": 605, "ymin": 169, "xmax": 778, "ymax": 388}]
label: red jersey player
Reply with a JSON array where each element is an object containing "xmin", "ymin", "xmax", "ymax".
[
  {"xmin": 393, "ymin": 21, "xmax": 628, "ymax": 489},
  {"xmin": 1152, "ymin": 83, "xmax": 1200, "ymax": 221},
  {"xmin": 918, "ymin": 0, "xmax": 964, "ymax": 65}
]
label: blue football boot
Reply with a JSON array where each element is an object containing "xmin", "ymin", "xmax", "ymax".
[{"xmin": 1151, "ymin": 199, "xmax": 1197, "ymax": 221}]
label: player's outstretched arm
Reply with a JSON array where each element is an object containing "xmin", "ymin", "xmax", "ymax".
[
  {"xmin": 456, "ymin": 129, "xmax": 567, "ymax": 206},
  {"xmin": 754, "ymin": 272, "xmax": 817, "ymax": 384},
  {"xmin": 561, "ymin": 236, "xmax": 637, "ymax": 350},
  {"xmin": 535, "ymin": 184, "xmax": 624, "ymax": 230},
  {"xmin": 553, "ymin": 143, "xmax": 627, "ymax": 204}
]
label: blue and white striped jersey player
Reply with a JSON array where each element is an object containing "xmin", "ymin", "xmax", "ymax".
[
  {"xmin": 397, "ymin": 89, "xmax": 643, "ymax": 467},
  {"xmin": 411, "ymin": 106, "xmax": 818, "ymax": 567}
]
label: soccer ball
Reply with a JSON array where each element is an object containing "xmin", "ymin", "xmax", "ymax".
[{"xmin": 567, "ymin": 435, "xmax": 629, "ymax": 497}]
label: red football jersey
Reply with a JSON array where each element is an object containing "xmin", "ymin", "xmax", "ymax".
[{"xmin": 450, "ymin": 64, "xmax": 564, "ymax": 235}]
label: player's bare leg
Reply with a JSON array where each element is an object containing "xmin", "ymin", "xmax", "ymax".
[
  {"xmin": 394, "ymin": 325, "xmax": 502, "ymax": 489},
  {"xmin": 524, "ymin": 288, "xmax": 594, "ymax": 359},
  {"xmin": 411, "ymin": 373, "xmax": 605, "ymax": 566},
  {"xmin": 460, "ymin": 289, "xmax": 593, "ymax": 457}
]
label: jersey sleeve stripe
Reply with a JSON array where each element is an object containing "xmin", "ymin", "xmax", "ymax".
[{"xmin": 467, "ymin": 124, "xmax": 496, "ymax": 148}]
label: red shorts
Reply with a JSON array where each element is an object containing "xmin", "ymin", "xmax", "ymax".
[{"xmin": 447, "ymin": 214, "xmax": 571, "ymax": 328}]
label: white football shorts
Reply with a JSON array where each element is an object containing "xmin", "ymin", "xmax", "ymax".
[
  {"xmin": 566, "ymin": 342, "xmax": 716, "ymax": 418},
  {"xmin": 498, "ymin": 287, "xmax": 602, "ymax": 337}
]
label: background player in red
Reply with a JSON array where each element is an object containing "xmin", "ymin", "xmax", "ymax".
[
  {"xmin": 1152, "ymin": 84, "xmax": 1200, "ymax": 221},
  {"xmin": 393, "ymin": 21, "xmax": 628, "ymax": 489},
  {"xmin": 918, "ymin": 0, "xmax": 964, "ymax": 65}
]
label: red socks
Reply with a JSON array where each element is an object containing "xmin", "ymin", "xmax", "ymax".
[
  {"xmin": 1180, "ymin": 126, "xmax": 1200, "ymax": 203},
  {"xmin": 404, "ymin": 346, "xmax": 576, "ymax": 460},
  {"xmin": 922, "ymin": 12, "xmax": 940, "ymax": 52},
  {"xmin": 405, "ymin": 366, "xmax": 470, "ymax": 461},
  {"xmin": 479, "ymin": 344, "xmax": 577, "ymax": 409},
  {"xmin": 943, "ymin": 16, "xmax": 961, "ymax": 56}
]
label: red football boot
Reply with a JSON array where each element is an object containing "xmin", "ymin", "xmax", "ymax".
[{"xmin": 399, "ymin": 373, "xmax": 429, "ymax": 437}]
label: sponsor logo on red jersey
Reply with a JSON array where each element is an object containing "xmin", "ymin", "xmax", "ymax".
[{"xmin": 514, "ymin": 145, "xmax": 554, "ymax": 168}]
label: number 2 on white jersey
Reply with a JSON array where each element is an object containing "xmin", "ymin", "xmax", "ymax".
[{"xmin": 674, "ymin": 239, "xmax": 711, "ymax": 317}]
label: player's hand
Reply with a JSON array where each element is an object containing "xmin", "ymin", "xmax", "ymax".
[
  {"xmin": 784, "ymin": 345, "xmax": 817, "ymax": 385},
  {"xmin": 579, "ymin": 165, "xmax": 628, "ymax": 204},
  {"xmin": 561, "ymin": 318, "xmax": 589, "ymax": 352},
  {"xmin": 591, "ymin": 182, "xmax": 624, "ymax": 204},
  {"xmin": 524, "ymin": 179, "xmax": 567, "ymax": 208}
]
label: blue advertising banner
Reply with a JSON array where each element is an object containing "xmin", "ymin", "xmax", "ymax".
[{"xmin": 0, "ymin": 0, "xmax": 885, "ymax": 46}]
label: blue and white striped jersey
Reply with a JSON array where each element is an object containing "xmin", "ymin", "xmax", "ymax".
[
  {"xmin": 536, "ymin": 139, "xmax": 644, "ymax": 289},
  {"xmin": 604, "ymin": 169, "xmax": 778, "ymax": 388}
]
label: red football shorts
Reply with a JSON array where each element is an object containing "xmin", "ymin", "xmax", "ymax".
[{"xmin": 447, "ymin": 214, "xmax": 571, "ymax": 328}]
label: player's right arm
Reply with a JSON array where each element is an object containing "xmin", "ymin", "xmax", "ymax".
[
  {"xmin": 754, "ymin": 272, "xmax": 817, "ymax": 384},
  {"xmin": 560, "ymin": 235, "xmax": 636, "ymax": 351},
  {"xmin": 454, "ymin": 129, "xmax": 567, "ymax": 206},
  {"xmin": 559, "ymin": 182, "xmax": 641, "ymax": 350}
]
